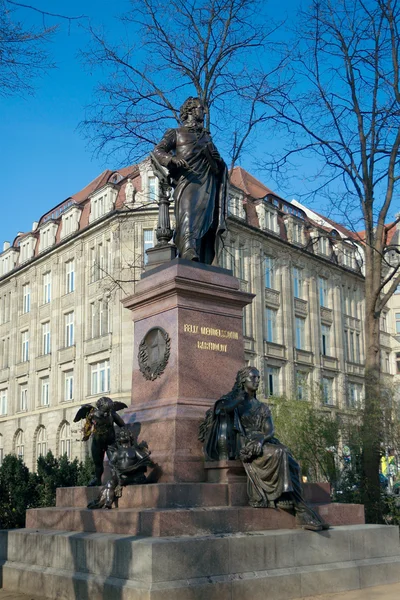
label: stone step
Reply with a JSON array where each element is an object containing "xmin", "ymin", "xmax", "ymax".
[
  {"xmin": 26, "ymin": 502, "xmax": 364, "ymax": 537},
  {"xmin": 1, "ymin": 525, "xmax": 399, "ymax": 599},
  {"xmin": 55, "ymin": 482, "xmax": 332, "ymax": 509}
]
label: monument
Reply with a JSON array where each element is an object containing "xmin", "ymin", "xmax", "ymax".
[{"xmin": 1, "ymin": 97, "xmax": 400, "ymax": 599}]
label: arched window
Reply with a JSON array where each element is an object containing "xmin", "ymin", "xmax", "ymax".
[
  {"xmin": 59, "ymin": 422, "xmax": 71, "ymax": 459},
  {"xmin": 15, "ymin": 429, "xmax": 24, "ymax": 459},
  {"xmin": 36, "ymin": 427, "xmax": 47, "ymax": 458},
  {"xmin": 0, "ymin": 433, "xmax": 3, "ymax": 465}
]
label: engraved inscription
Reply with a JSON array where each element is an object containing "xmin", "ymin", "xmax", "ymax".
[{"xmin": 183, "ymin": 323, "xmax": 239, "ymax": 353}]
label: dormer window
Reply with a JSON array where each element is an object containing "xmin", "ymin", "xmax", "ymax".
[
  {"xmin": 89, "ymin": 185, "xmax": 117, "ymax": 223},
  {"xmin": 0, "ymin": 248, "xmax": 18, "ymax": 276},
  {"xmin": 60, "ymin": 206, "xmax": 81, "ymax": 239},
  {"xmin": 19, "ymin": 235, "xmax": 36, "ymax": 263},
  {"xmin": 228, "ymin": 194, "xmax": 245, "ymax": 218},
  {"xmin": 292, "ymin": 222, "xmax": 303, "ymax": 244},
  {"xmin": 39, "ymin": 222, "xmax": 58, "ymax": 252},
  {"xmin": 256, "ymin": 202, "xmax": 278, "ymax": 233},
  {"xmin": 318, "ymin": 236, "xmax": 329, "ymax": 255},
  {"xmin": 343, "ymin": 246, "xmax": 355, "ymax": 269}
]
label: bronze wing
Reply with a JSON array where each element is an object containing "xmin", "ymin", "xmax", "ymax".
[
  {"xmin": 112, "ymin": 401, "xmax": 128, "ymax": 413},
  {"xmin": 73, "ymin": 404, "xmax": 94, "ymax": 422}
]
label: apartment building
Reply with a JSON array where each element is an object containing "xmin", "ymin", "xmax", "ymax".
[{"xmin": 0, "ymin": 159, "xmax": 397, "ymax": 470}]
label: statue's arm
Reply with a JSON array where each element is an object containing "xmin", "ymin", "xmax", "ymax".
[
  {"xmin": 215, "ymin": 396, "xmax": 242, "ymax": 414},
  {"xmin": 113, "ymin": 413, "xmax": 125, "ymax": 428},
  {"xmin": 153, "ymin": 129, "xmax": 177, "ymax": 167},
  {"xmin": 263, "ymin": 415, "xmax": 275, "ymax": 441}
]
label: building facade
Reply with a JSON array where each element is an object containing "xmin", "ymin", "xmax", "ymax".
[{"xmin": 0, "ymin": 160, "xmax": 398, "ymax": 470}]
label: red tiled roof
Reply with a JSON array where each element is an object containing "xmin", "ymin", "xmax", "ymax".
[
  {"xmin": 230, "ymin": 166, "xmax": 276, "ymax": 199},
  {"xmin": 356, "ymin": 223, "xmax": 398, "ymax": 246}
]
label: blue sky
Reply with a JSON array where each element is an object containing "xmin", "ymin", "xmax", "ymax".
[{"xmin": 0, "ymin": 0, "xmax": 359, "ymax": 245}]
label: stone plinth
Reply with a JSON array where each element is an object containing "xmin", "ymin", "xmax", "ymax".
[
  {"xmin": 121, "ymin": 259, "xmax": 254, "ymax": 482},
  {"xmin": 2, "ymin": 525, "xmax": 400, "ymax": 600}
]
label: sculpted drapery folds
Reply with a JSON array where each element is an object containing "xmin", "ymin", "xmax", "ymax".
[
  {"xmin": 199, "ymin": 366, "xmax": 330, "ymax": 531},
  {"xmin": 153, "ymin": 97, "xmax": 228, "ymax": 264}
]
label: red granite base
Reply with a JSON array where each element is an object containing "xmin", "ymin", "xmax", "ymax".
[{"xmin": 25, "ymin": 502, "xmax": 364, "ymax": 536}]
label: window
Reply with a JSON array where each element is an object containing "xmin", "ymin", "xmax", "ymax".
[
  {"xmin": 64, "ymin": 370, "xmax": 74, "ymax": 401},
  {"xmin": 343, "ymin": 247, "xmax": 354, "ymax": 268},
  {"xmin": 322, "ymin": 377, "xmax": 334, "ymax": 405},
  {"xmin": 19, "ymin": 385, "xmax": 28, "ymax": 412},
  {"xmin": 148, "ymin": 175, "xmax": 157, "ymax": 202},
  {"xmin": 319, "ymin": 277, "xmax": 329, "ymax": 307},
  {"xmin": 90, "ymin": 299, "xmax": 110, "ymax": 338},
  {"xmin": 229, "ymin": 194, "xmax": 246, "ymax": 219},
  {"xmin": 42, "ymin": 322, "xmax": 51, "ymax": 355},
  {"xmin": 396, "ymin": 352, "xmax": 400, "ymax": 374},
  {"xmin": 296, "ymin": 371, "xmax": 308, "ymax": 400},
  {"xmin": 65, "ymin": 312, "xmax": 74, "ymax": 347},
  {"xmin": 143, "ymin": 229, "xmax": 154, "ymax": 265},
  {"xmin": 91, "ymin": 360, "xmax": 110, "ymax": 394},
  {"xmin": 265, "ymin": 308, "xmax": 277, "ymax": 343},
  {"xmin": 295, "ymin": 317, "xmax": 306, "ymax": 349},
  {"xmin": 21, "ymin": 330, "xmax": 29, "ymax": 362},
  {"xmin": 0, "ymin": 435, "xmax": 3, "ymax": 466},
  {"xmin": 321, "ymin": 324, "xmax": 331, "ymax": 356},
  {"xmin": 36, "ymin": 427, "xmax": 47, "ymax": 458},
  {"xmin": 267, "ymin": 366, "xmax": 280, "ymax": 396},
  {"xmin": 0, "ymin": 389, "xmax": 7, "ymax": 415},
  {"xmin": 381, "ymin": 312, "xmax": 388, "ymax": 332},
  {"xmin": 292, "ymin": 222, "xmax": 303, "ymax": 244},
  {"xmin": 59, "ymin": 422, "xmax": 71, "ymax": 458},
  {"xmin": 22, "ymin": 283, "xmax": 30, "ymax": 313},
  {"xmin": 90, "ymin": 239, "xmax": 112, "ymax": 282},
  {"xmin": 293, "ymin": 267, "xmax": 303, "ymax": 299},
  {"xmin": 348, "ymin": 382, "xmax": 363, "ymax": 409},
  {"xmin": 265, "ymin": 208, "xmax": 278, "ymax": 232},
  {"xmin": 396, "ymin": 313, "xmax": 400, "ymax": 334},
  {"xmin": 0, "ymin": 337, "xmax": 9, "ymax": 370},
  {"xmin": 318, "ymin": 236, "xmax": 329, "ymax": 255},
  {"xmin": 43, "ymin": 272, "xmax": 51, "ymax": 304},
  {"xmin": 91, "ymin": 195, "xmax": 106, "ymax": 220},
  {"xmin": 41, "ymin": 377, "xmax": 50, "ymax": 406},
  {"xmin": 383, "ymin": 351, "xmax": 391, "ymax": 374},
  {"xmin": 238, "ymin": 245, "xmax": 246, "ymax": 280},
  {"xmin": 355, "ymin": 333, "xmax": 361, "ymax": 363},
  {"xmin": 264, "ymin": 256, "xmax": 275, "ymax": 289},
  {"xmin": 15, "ymin": 430, "xmax": 24, "ymax": 459},
  {"xmin": 65, "ymin": 259, "xmax": 75, "ymax": 293},
  {"xmin": 0, "ymin": 292, "xmax": 11, "ymax": 324}
]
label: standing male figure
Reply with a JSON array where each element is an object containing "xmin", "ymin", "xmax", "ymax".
[{"xmin": 153, "ymin": 97, "xmax": 228, "ymax": 264}]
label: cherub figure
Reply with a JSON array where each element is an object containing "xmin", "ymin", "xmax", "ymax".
[
  {"xmin": 87, "ymin": 425, "xmax": 154, "ymax": 509},
  {"xmin": 73, "ymin": 396, "xmax": 127, "ymax": 486}
]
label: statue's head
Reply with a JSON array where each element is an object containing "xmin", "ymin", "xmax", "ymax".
[
  {"xmin": 235, "ymin": 366, "xmax": 260, "ymax": 394},
  {"xmin": 116, "ymin": 427, "xmax": 133, "ymax": 446},
  {"xmin": 180, "ymin": 97, "xmax": 204, "ymax": 124},
  {"xmin": 96, "ymin": 396, "xmax": 113, "ymax": 414}
]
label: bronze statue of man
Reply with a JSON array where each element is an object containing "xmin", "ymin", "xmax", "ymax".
[{"xmin": 153, "ymin": 97, "xmax": 228, "ymax": 264}]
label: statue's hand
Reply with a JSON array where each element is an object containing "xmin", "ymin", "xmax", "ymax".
[
  {"xmin": 170, "ymin": 157, "xmax": 190, "ymax": 169},
  {"xmin": 211, "ymin": 149, "xmax": 221, "ymax": 161}
]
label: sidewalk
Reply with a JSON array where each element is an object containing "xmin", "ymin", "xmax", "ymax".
[{"xmin": 0, "ymin": 583, "xmax": 400, "ymax": 599}]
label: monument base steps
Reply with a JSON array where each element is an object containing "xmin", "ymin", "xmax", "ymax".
[{"xmin": 1, "ymin": 525, "xmax": 400, "ymax": 600}]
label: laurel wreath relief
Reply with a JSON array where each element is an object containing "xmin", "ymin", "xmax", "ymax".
[{"xmin": 138, "ymin": 327, "xmax": 171, "ymax": 381}]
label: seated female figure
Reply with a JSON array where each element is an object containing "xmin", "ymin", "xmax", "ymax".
[{"xmin": 199, "ymin": 366, "xmax": 329, "ymax": 531}]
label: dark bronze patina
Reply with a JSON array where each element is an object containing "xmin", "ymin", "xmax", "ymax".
[
  {"xmin": 138, "ymin": 326, "xmax": 171, "ymax": 381},
  {"xmin": 199, "ymin": 366, "xmax": 330, "ymax": 531},
  {"xmin": 73, "ymin": 396, "xmax": 127, "ymax": 486},
  {"xmin": 153, "ymin": 97, "xmax": 228, "ymax": 264},
  {"xmin": 87, "ymin": 425, "xmax": 154, "ymax": 509}
]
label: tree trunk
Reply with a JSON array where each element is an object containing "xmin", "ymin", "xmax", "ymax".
[{"xmin": 361, "ymin": 251, "xmax": 383, "ymax": 523}]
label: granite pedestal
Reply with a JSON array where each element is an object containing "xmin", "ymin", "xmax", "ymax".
[{"xmin": 121, "ymin": 259, "xmax": 254, "ymax": 482}]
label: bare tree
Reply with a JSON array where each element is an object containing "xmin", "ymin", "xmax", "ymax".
[
  {"xmin": 80, "ymin": 0, "xmax": 286, "ymax": 169},
  {"xmin": 0, "ymin": 1, "xmax": 86, "ymax": 97},
  {"xmin": 263, "ymin": 0, "xmax": 400, "ymax": 522}
]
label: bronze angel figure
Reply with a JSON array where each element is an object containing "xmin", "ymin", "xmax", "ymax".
[{"xmin": 73, "ymin": 396, "xmax": 127, "ymax": 486}]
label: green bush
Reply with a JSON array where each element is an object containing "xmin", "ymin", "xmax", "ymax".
[{"xmin": 0, "ymin": 452, "xmax": 95, "ymax": 529}]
